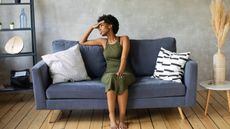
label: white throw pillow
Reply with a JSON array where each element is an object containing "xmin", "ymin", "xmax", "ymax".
[
  {"xmin": 152, "ymin": 47, "xmax": 190, "ymax": 83},
  {"xmin": 42, "ymin": 44, "xmax": 90, "ymax": 84}
]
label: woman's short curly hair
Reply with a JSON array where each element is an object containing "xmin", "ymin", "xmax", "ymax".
[{"xmin": 97, "ymin": 14, "xmax": 119, "ymax": 34}]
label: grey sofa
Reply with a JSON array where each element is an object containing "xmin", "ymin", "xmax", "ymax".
[{"xmin": 32, "ymin": 37, "xmax": 197, "ymax": 120}]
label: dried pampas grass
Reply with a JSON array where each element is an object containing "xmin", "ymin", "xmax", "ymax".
[{"xmin": 210, "ymin": 0, "xmax": 230, "ymax": 49}]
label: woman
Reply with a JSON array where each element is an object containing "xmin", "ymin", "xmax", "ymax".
[{"xmin": 79, "ymin": 14, "xmax": 135, "ymax": 129}]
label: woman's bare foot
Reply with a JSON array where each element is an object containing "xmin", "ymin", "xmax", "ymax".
[
  {"xmin": 119, "ymin": 122, "xmax": 127, "ymax": 129},
  {"xmin": 110, "ymin": 123, "xmax": 118, "ymax": 129}
]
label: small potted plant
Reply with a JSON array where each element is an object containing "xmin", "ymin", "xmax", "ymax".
[
  {"xmin": 10, "ymin": 22, "xmax": 14, "ymax": 29},
  {"xmin": 0, "ymin": 22, "xmax": 2, "ymax": 30},
  {"xmin": 15, "ymin": 0, "xmax": 21, "ymax": 4}
]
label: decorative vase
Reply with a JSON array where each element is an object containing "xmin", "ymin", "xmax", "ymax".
[
  {"xmin": 213, "ymin": 48, "xmax": 226, "ymax": 84},
  {"xmin": 19, "ymin": 8, "xmax": 27, "ymax": 28}
]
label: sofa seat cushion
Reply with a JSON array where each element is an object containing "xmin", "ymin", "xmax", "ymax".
[
  {"xmin": 46, "ymin": 77, "xmax": 185, "ymax": 99},
  {"xmin": 46, "ymin": 79, "xmax": 106, "ymax": 99},
  {"xmin": 128, "ymin": 76, "xmax": 185, "ymax": 99}
]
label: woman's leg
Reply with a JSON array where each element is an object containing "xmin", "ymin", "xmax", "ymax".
[
  {"xmin": 117, "ymin": 89, "xmax": 128, "ymax": 127},
  {"xmin": 107, "ymin": 90, "xmax": 118, "ymax": 127}
]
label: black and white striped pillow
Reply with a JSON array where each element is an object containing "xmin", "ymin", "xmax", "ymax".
[{"xmin": 152, "ymin": 47, "xmax": 190, "ymax": 83}]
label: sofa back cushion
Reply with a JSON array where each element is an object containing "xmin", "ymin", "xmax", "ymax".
[
  {"xmin": 129, "ymin": 37, "xmax": 176, "ymax": 76},
  {"xmin": 52, "ymin": 40, "xmax": 106, "ymax": 78},
  {"xmin": 52, "ymin": 37, "xmax": 176, "ymax": 78}
]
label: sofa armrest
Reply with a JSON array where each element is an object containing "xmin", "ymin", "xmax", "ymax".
[
  {"xmin": 32, "ymin": 60, "xmax": 51, "ymax": 109},
  {"xmin": 183, "ymin": 60, "xmax": 198, "ymax": 106}
]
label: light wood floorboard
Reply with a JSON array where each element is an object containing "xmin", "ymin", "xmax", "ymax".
[
  {"xmin": 89, "ymin": 110, "xmax": 104, "ymax": 129},
  {"xmin": 64, "ymin": 110, "xmax": 81, "ymax": 129},
  {"xmin": 197, "ymin": 91, "xmax": 230, "ymax": 129},
  {"xmin": 1, "ymin": 91, "xmax": 230, "ymax": 129},
  {"xmin": 127, "ymin": 109, "xmax": 141, "ymax": 129}
]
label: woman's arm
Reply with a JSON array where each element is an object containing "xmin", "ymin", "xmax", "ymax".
[
  {"xmin": 116, "ymin": 36, "xmax": 130, "ymax": 77},
  {"xmin": 79, "ymin": 21, "xmax": 104, "ymax": 46}
]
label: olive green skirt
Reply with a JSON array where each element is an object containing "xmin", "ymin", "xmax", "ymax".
[{"xmin": 101, "ymin": 61, "xmax": 136, "ymax": 95}]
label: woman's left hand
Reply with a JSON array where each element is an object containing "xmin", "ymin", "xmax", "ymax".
[{"xmin": 116, "ymin": 71, "xmax": 124, "ymax": 78}]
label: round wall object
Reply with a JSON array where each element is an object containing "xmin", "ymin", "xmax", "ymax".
[{"xmin": 4, "ymin": 36, "xmax": 24, "ymax": 54}]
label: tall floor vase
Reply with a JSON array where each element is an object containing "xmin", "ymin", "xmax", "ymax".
[{"xmin": 213, "ymin": 48, "xmax": 226, "ymax": 84}]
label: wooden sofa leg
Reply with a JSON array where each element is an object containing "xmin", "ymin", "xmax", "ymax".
[
  {"xmin": 49, "ymin": 110, "xmax": 62, "ymax": 123},
  {"xmin": 177, "ymin": 107, "xmax": 185, "ymax": 120}
]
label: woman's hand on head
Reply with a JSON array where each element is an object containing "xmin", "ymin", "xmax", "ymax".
[{"xmin": 91, "ymin": 20, "xmax": 104, "ymax": 29}]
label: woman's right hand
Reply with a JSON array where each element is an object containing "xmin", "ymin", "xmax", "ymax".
[
  {"xmin": 79, "ymin": 20, "xmax": 105, "ymax": 45},
  {"xmin": 91, "ymin": 20, "xmax": 104, "ymax": 29}
]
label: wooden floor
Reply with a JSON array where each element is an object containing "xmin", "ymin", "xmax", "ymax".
[{"xmin": 0, "ymin": 90, "xmax": 230, "ymax": 129}]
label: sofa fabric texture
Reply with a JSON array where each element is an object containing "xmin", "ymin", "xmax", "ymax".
[
  {"xmin": 46, "ymin": 77, "xmax": 185, "ymax": 99},
  {"xmin": 32, "ymin": 37, "xmax": 198, "ymax": 110},
  {"xmin": 129, "ymin": 38, "xmax": 176, "ymax": 76}
]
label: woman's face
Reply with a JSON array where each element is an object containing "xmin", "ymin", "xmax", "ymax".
[{"xmin": 98, "ymin": 22, "xmax": 112, "ymax": 36}]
